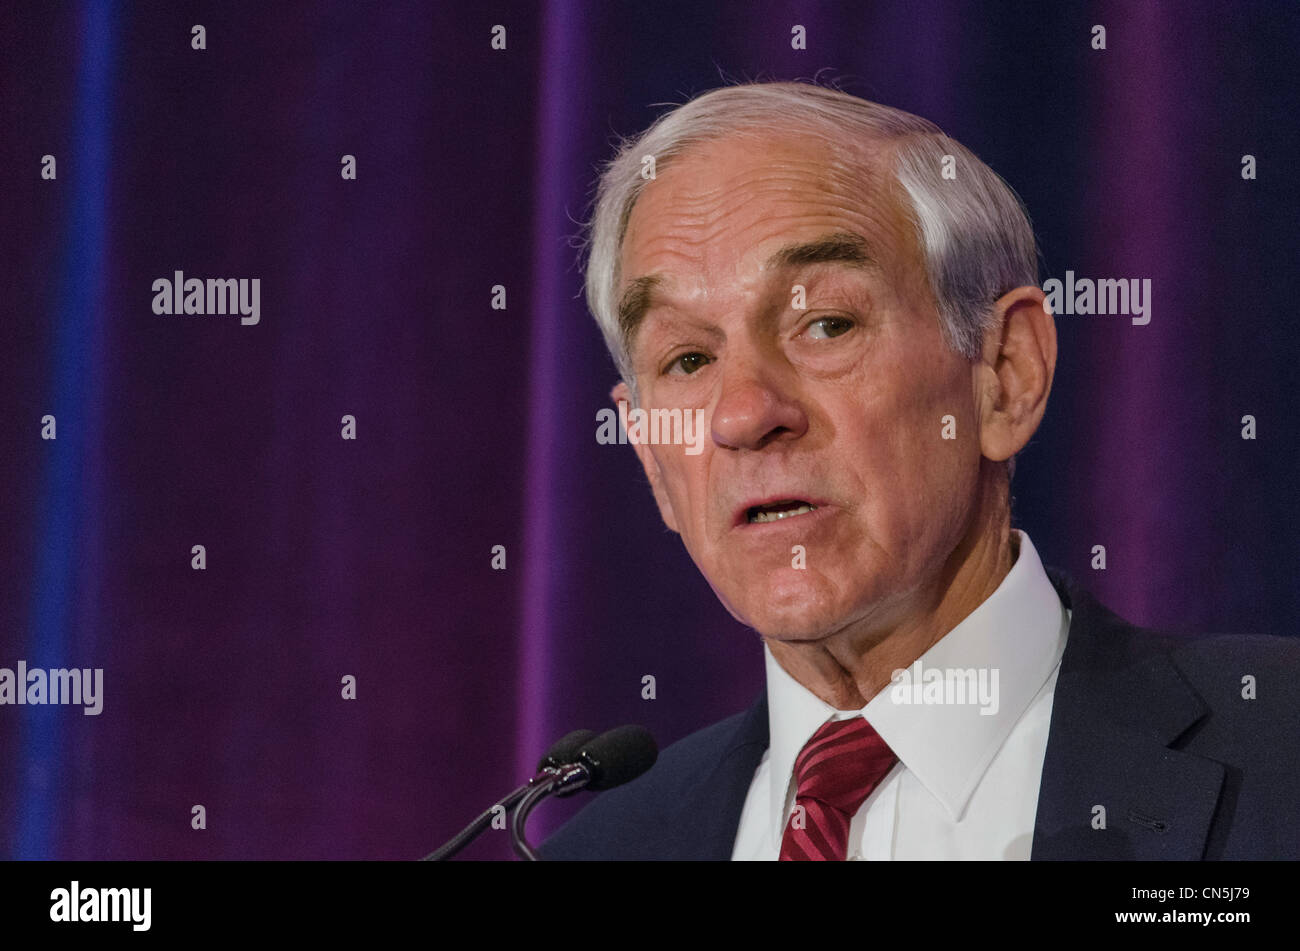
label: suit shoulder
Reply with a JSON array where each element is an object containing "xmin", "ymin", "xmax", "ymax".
[
  {"xmin": 1167, "ymin": 630, "xmax": 1300, "ymax": 722},
  {"xmin": 1171, "ymin": 629, "xmax": 1300, "ymax": 668},
  {"xmin": 539, "ymin": 707, "xmax": 755, "ymax": 861}
]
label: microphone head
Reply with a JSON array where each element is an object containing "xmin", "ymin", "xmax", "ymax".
[
  {"xmin": 537, "ymin": 729, "xmax": 597, "ymax": 772},
  {"xmin": 576, "ymin": 725, "xmax": 658, "ymax": 791}
]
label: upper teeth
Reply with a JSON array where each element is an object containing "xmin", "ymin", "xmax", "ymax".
[{"xmin": 750, "ymin": 503, "xmax": 816, "ymax": 524}]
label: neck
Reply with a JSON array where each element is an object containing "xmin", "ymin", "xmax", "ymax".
[{"xmin": 766, "ymin": 465, "xmax": 1015, "ymax": 710}]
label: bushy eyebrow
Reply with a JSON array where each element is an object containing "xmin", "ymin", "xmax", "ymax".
[
  {"xmin": 617, "ymin": 231, "xmax": 876, "ymax": 347},
  {"xmin": 618, "ymin": 274, "xmax": 662, "ymax": 344},
  {"xmin": 763, "ymin": 230, "xmax": 875, "ymax": 271}
]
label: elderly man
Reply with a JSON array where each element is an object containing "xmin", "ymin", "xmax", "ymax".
[{"xmin": 542, "ymin": 82, "xmax": 1299, "ymax": 861}]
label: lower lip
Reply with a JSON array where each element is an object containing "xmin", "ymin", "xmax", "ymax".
[{"xmin": 736, "ymin": 505, "xmax": 833, "ymax": 532}]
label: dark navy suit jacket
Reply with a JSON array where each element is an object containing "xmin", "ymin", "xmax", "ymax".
[{"xmin": 541, "ymin": 569, "xmax": 1300, "ymax": 860}]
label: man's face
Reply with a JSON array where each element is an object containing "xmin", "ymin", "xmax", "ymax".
[{"xmin": 617, "ymin": 132, "xmax": 988, "ymax": 644}]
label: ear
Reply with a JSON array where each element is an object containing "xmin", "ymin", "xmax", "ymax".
[
  {"xmin": 611, "ymin": 381, "xmax": 681, "ymax": 534},
  {"xmin": 974, "ymin": 285, "xmax": 1057, "ymax": 463}
]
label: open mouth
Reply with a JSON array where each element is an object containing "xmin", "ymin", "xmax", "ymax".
[{"xmin": 746, "ymin": 500, "xmax": 818, "ymax": 524}]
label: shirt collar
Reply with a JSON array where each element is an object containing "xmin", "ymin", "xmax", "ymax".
[{"xmin": 764, "ymin": 529, "xmax": 1070, "ymax": 838}]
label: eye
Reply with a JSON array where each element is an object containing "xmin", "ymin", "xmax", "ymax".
[
  {"xmin": 804, "ymin": 315, "xmax": 854, "ymax": 340},
  {"xmin": 663, "ymin": 351, "xmax": 712, "ymax": 375}
]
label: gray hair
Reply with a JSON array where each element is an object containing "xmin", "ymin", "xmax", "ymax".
[{"xmin": 581, "ymin": 80, "xmax": 1039, "ymax": 391}]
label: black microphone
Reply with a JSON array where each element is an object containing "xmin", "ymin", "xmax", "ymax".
[
  {"xmin": 420, "ymin": 729, "xmax": 597, "ymax": 861},
  {"xmin": 537, "ymin": 729, "xmax": 597, "ymax": 772},
  {"xmin": 510, "ymin": 725, "xmax": 658, "ymax": 860},
  {"xmin": 554, "ymin": 724, "xmax": 659, "ymax": 794}
]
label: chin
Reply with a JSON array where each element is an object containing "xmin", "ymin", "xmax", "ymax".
[{"xmin": 716, "ymin": 567, "xmax": 854, "ymax": 642}]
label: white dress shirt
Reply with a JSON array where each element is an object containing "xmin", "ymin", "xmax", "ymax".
[{"xmin": 731, "ymin": 529, "xmax": 1070, "ymax": 860}]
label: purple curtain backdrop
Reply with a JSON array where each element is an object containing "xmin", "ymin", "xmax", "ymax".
[{"xmin": 1, "ymin": 1, "xmax": 1296, "ymax": 860}]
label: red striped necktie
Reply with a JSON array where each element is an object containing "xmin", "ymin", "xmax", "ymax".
[{"xmin": 779, "ymin": 716, "xmax": 898, "ymax": 861}]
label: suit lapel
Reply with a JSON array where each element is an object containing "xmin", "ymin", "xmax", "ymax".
[
  {"xmin": 1031, "ymin": 570, "xmax": 1225, "ymax": 859},
  {"xmin": 663, "ymin": 691, "xmax": 770, "ymax": 860}
]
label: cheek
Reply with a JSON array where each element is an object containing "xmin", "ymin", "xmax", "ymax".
[
  {"xmin": 653, "ymin": 448, "xmax": 709, "ymax": 530},
  {"xmin": 842, "ymin": 359, "xmax": 977, "ymax": 530},
  {"xmin": 899, "ymin": 377, "xmax": 984, "ymax": 535}
]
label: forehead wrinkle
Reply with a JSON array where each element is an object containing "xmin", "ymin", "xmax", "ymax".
[{"xmin": 628, "ymin": 160, "xmax": 898, "ymax": 280}]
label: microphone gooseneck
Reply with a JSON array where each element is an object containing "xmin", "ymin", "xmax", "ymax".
[
  {"xmin": 421, "ymin": 728, "xmax": 596, "ymax": 861},
  {"xmin": 510, "ymin": 725, "xmax": 658, "ymax": 860}
]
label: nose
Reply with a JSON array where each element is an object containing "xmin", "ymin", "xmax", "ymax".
[{"xmin": 711, "ymin": 361, "xmax": 808, "ymax": 451}]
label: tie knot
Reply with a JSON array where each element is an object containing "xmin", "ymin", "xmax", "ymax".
[{"xmin": 792, "ymin": 716, "xmax": 897, "ymax": 815}]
